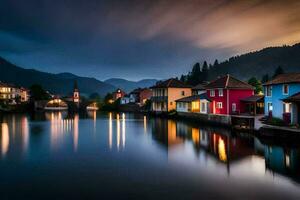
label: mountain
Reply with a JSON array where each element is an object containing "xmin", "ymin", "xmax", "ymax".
[
  {"xmin": 0, "ymin": 57, "xmax": 116, "ymax": 96},
  {"xmin": 105, "ymin": 78, "xmax": 158, "ymax": 92},
  {"xmin": 209, "ymin": 43, "xmax": 300, "ymax": 80}
]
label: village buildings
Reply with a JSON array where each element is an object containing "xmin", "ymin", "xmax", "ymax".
[
  {"xmin": 0, "ymin": 81, "xmax": 30, "ymax": 104},
  {"xmin": 263, "ymin": 73, "xmax": 300, "ymax": 125},
  {"xmin": 205, "ymin": 75, "xmax": 254, "ymax": 115},
  {"xmin": 150, "ymin": 78, "xmax": 192, "ymax": 112}
]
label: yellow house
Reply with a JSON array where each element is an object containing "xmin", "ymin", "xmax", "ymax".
[{"xmin": 150, "ymin": 78, "xmax": 191, "ymax": 112}]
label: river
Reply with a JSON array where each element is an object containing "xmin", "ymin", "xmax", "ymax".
[{"xmin": 0, "ymin": 111, "xmax": 300, "ymax": 199}]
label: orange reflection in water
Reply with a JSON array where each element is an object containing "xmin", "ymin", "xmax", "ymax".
[
  {"xmin": 49, "ymin": 111, "xmax": 79, "ymax": 151},
  {"xmin": 218, "ymin": 138, "xmax": 227, "ymax": 162},
  {"xmin": 73, "ymin": 114, "xmax": 79, "ymax": 152},
  {"xmin": 192, "ymin": 128, "xmax": 200, "ymax": 144},
  {"xmin": 144, "ymin": 115, "xmax": 147, "ymax": 133},
  {"xmin": 109, "ymin": 112, "xmax": 112, "ymax": 149},
  {"xmin": 1, "ymin": 123, "xmax": 9, "ymax": 156},
  {"xmin": 107, "ymin": 113, "xmax": 126, "ymax": 150},
  {"xmin": 122, "ymin": 113, "xmax": 126, "ymax": 148},
  {"xmin": 21, "ymin": 116, "xmax": 29, "ymax": 152}
]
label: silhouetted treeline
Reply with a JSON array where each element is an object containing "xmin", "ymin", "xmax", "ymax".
[{"xmin": 179, "ymin": 43, "xmax": 300, "ymax": 86}]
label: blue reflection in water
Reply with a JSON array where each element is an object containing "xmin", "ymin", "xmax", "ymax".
[{"xmin": 0, "ymin": 112, "xmax": 300, "ymax": 199}]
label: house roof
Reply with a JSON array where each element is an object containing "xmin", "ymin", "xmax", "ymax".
[
  {"xmin": 240, "ymin": 95, "xmax": 264, "ymax": 102},
  {"xmin": 0, "ymin": 81, "xmax": 16, "ymax": 88},
  {"xmin": 175, "ymin": 93, "xmax": 211, "ymax": 102},
  {"xmin": 150, "ymin": 78, "xmax": 191, "ymax": 89},
  {"xmin": 263, "ymin": 73, "xmax": 300, "ymax": 86},
  {"xmin": 192, "ymin": 82, "xmax": 208, "ymax": 90},
  {"xmin": 283, "ymin": 92, "xmax": 300, "ymax": 103},
  {"xmin": 205, "ymin": 74, "xmax": 254, "ymax": 90}
]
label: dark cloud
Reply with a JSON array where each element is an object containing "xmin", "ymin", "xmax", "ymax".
[{"xmin": 0, "ymin": 0, "xmax": 299, "ymax": 80}]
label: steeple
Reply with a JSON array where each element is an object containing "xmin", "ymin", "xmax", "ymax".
[{"xmin": 73, "ymin": 80, "xmax": 80, "ymax": 104}]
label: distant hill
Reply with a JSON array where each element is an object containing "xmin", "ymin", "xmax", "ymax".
[
  {"xmin": 0, "ymin": 57, "xmax": 116, "ymax": 96},
  {"xmin": 105, "ymin": 78, "xmax": 158, "ymax": 92},
  {"xmin": 209, "ymin": 43, "xmax": 300, "ymax": 80}
]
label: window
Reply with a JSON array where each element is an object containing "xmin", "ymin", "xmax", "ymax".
[
  {"xmin": 201, "ymin": 102, "xmax": 207, "ymax": 113},
  {"xmin": 216, "ymin": 102, "xmax": 223, "ymax": 109},
  {"xmin": 170, "ymin": 102, "xmax": 173, "ymax": 106},
  {"xmin": 181, "ymin": 91, "xmax": 185, "ymax": 96},
  {"xmin": 267, "ymin": 102, "xmax": 273, "ymax": 112},
  {"xmin": 283, "ymin": 84, "xmax": 289, "ymax": 95},
  {"xmin": 219, "ymin": 89, "xmax": 223, "ymax": 97},
  {"xmin": 232, "ymin": 103, "xmax": 236, "ymax": 112},
  {"xmin": 210, "ymin": 90, "xmax": 215, "ymax": 97},
  {"xmin": 283, "ymin": 103, "xmax": 291, "ymax": 113},
  {"xmin": 266, "ymin": 86, "xmax": 272, "ymax": 97}
]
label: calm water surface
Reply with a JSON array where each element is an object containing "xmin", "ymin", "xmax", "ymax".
[{"xmin": 1, "ymin": 111, "xmax": 300, "ymax": 199}]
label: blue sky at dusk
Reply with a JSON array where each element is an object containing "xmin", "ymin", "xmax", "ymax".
[{"xmin": 1, "ymin": 0, "xmax": 300, "ymax": 81}]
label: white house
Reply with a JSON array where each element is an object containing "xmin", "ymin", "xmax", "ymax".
[{"xmin": 176, "ymin": 93, "xmax": 211, "ymax": 114}]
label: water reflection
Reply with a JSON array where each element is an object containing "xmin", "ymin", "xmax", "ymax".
[
  {"xmin": 0, "ymin": 115, "xmax": 30, "ymax": 158},
  {"xmin": 1, "ymin": 123, "xmax": 9, "ymax": 156},
  {"xmin": 108, "ymin": 112, "xmax": 126, "ymax": 150},
  {"xmin": 46, "ymin": 111, "xmax": 79, "ymax": 152},
  {"xmin": 1, "ymin": 112, "xmax": 300, "ymax": 198}
]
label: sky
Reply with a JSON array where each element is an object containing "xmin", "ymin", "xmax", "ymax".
[{"xmin": 1, "ymin": 0, "xmax": 300, "ymax": 81}]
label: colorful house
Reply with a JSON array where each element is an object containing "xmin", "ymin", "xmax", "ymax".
[
  {"xmin": 151, "ymin": 78, "xmax": 191, "ymax": 112},
  {"xmin": 112, "ymin": 88, "xmax": 126, "ymax": 101},
  {"xmin": 176, "ymin": 93, "xmax": 211, "ymax": 114},
  {"xmin": 263, "ymin": 73, "xmax": 300, "ymax": 124},
  {"xmin": 0, "ymin": 82, "xmax": 30, "ymax": 104},
  {"xmin": 205, "ymin": 75, "xmax": 254, "ymax": 115}
]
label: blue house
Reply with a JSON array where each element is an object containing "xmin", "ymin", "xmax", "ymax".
[{"xmin": 263, "ymin": 73, "xmax": 300, "ymax": 125}]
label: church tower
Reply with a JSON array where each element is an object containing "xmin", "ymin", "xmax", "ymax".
[{"xmin": 73, "ymin": 80, "xmax": 80, "ymax": 105}]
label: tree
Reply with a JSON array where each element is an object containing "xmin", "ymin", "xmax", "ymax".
[
  {"xmin": 179, "ymin": 75, "xmax": 185, "ymax": 82},
  {"xmin": 273, "ymin": 66, "xmax": 284, "ymax": 78},
  {"xmin": 104, "ymin": 93, "xmax": 113, "ymax": 104},
  {"xmin": 29, "ymin": 84, "xmax": 50, "ymax": 100},
  {"xmin": 202, "ymin": 61, "xmax": 209, "ymax": 82},
  {"xmin": 89, "ymin": 92, "xmax": 101, "ymax": 102},
  {"xmin": 248, "ymin": 77, "xmax": 263, "ymax": 94},
  {"xmin": 213, "ymin": 59, "xmax": 219, "ymax": 67},
  {"xmin": 261, "ymin": 74, "xmax": 269, "ymax": 83}
]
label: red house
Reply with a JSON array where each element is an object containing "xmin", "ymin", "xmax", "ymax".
[
  {"xmin": 205, "ymin": 75, "xmax": 254, "ymax": 115},
  {"xmin": 112, "ymin": 88, "xmax": 126, "ymax": 101}
]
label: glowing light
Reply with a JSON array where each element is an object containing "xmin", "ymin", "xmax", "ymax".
[
  {"xmin": 1, "ymin": 123, "xmax": 9, "ymax": 156},
  {"xmin": 192, "ymin": 128, "xmax": 200, "ymax": 144},
  {"xmin": 21, "ymin": 116, "xmax": 29, "ymax": 153},
  {"xmin": 122, "ymin": 113, "xmax": 126, "ymax": 148},
  {"xmin": 143, "ymin": 115, "xmax": 147, "ymax": 133},
  {"xmin": 218, "ymin": 138, "xmax": 227, "ymax": 162},
  {"xmin": 73, "ymin": 114, "xmax": 79, "ymax": 152},
  {"xmin": 109, "ymin": 112, "xmax": 112, "ymax": 149},
  {"xmin": 117, "ymin": 113, "xmax": 120, "ymax": 150}
]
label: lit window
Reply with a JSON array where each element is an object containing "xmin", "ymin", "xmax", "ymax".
[
  {"xmin": 219, "ymin": 89, "xmax": 223, "ymax": 97},
  {"xmin": 283, "ymin": 103, "xmax": 291, "ymax": 113},
  {"xmin": 216, "ymin": 102, "xmax": 223, "ymax": 109},
  {"xmin": 210, "ymin": 90, "xmax": 215, "ymax": 97},
  {"xmin": 283, "ymin": 84, "xmax": 289, "ymax": 95},
  {"xmin": 266, "ymin": 86, "xmax": 272, "ymax": 97},
  {"xmin": 232, "ymin": 103, "xmax": 236, "ymax": 112},
  {"xmin": 267, "ymin": 102, "xmax": 273, "ymax": 112}
]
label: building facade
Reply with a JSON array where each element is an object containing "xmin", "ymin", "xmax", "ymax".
[
  {"xmin": 112, "ymin": 88, "xmax": 126, "ymax": 101},
  {"xmin": 176, "ymin": 94, "xmax": 211, "ymax": 114},
  {"xmin": 263, "ymin": 73, "xmax": 300, "ymax": 124},
  {"xmin": 151, "ymin": 79, "xmax": 191, "ymax": 112},
  {"xmin": 0, "ymin": 82, "xmax": 30, "ymax": 104},
  {"xmin": 205, "ymin": 75, "xmax": 254, "ymax": 115}
]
